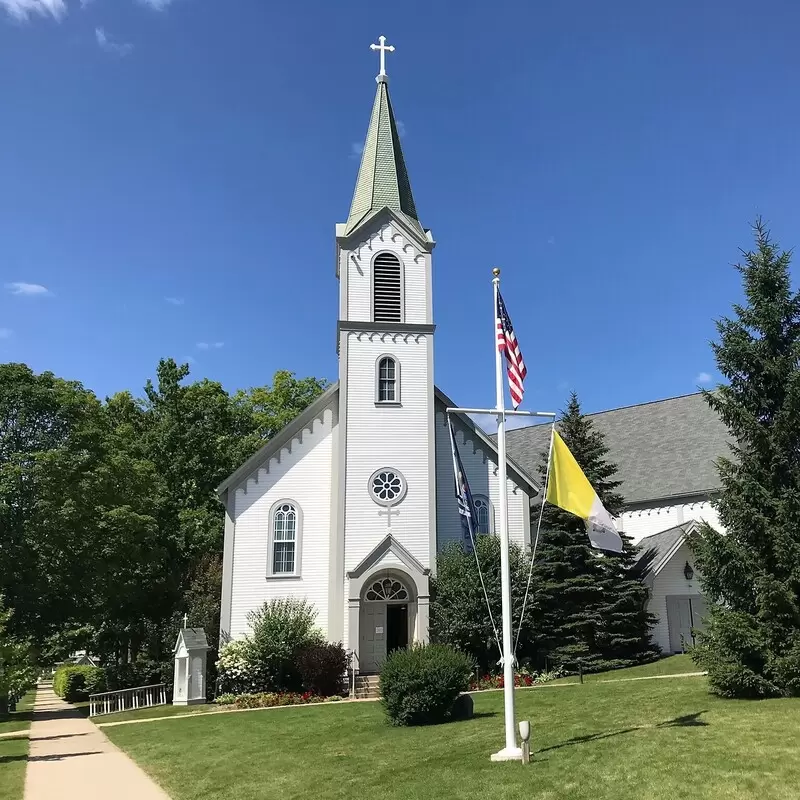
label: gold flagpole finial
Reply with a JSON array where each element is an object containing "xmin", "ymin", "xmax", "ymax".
[{"xmin": 492, "ymin": 267, "xmax": 501, "ymax": 277}]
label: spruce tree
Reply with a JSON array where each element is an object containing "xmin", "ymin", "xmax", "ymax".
[
  {"xmin": 533, "ymin": 393, "xmax": 657, "ymax": 671},
  {"xmin": 692, "ymin": 220, "xmax": 800, "ymax": 698}
]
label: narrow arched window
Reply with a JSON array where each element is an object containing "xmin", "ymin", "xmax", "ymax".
[
  {"xmin": 473, "ymin": 496, "xmax": 493, "ymax": 535},
  {"xmin": 376, "ymin": 356, "xmax": 399, "ymax": 403},
  {"xmin": 373, "ymin": 252, "xmax": 402, "ymax": 322},
  {"xmin": 269, "ymin": 501, "xmax": 301, "ymax": 576}
]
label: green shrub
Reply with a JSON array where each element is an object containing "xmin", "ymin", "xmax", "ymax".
[
  {"xmin": 246, "ymin": 598, "xmax": 323, "ymax": 692},
  {"xmin": 216, "ymin": 640, "xmax": 258, "ymax": 695},
  {"xmin": 52, "ymin": 665, "xmax": 106, "ymax": 702},
  {"xmin": 214, "ymin": 693, "xmax": 237, "ymax": 706},
  {"xmin": 296, "ymin": 642, "xmax": 347, "ymax": 697},
  {"xmin": 105, "ymin": 660, "xmax": 170, "ymax": 693},
  {"xmin": 379, "ymin": 644, "xmax": 472, "ymax": 726}
]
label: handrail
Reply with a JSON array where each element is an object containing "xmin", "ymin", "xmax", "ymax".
[
  {"xmin": 346, "ymin": 649, "xmax": 359, "ymax": 697},
  {"xmin": 89, "ymin": 683, "xmax": 167, "ymax": 718},
  {"xmin": 91, "ymin": 684, "xmax": 165, "ymax": 698}
]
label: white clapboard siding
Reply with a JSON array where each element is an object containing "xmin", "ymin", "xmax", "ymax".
[
  {"xmin": 344, "ymin": 223, "xmax": 427, "ymax": 324},
  {"xmin": 434, "ymin": 409, "xmax": 530, "ymax": 552},
  {"xmin": 648, "ymin": 541, "xmax": 702, "ymax": 653},
  {"xmin": 620, "ymin": 500, "xmax": 721, "ymax": 545},
  {"xmin": 229, "ymin": 406, "xmax": 336, "ymax": 640},
  {"xmin": 342, "ymin": 330, "xmax": 434, "ymax": 572}
]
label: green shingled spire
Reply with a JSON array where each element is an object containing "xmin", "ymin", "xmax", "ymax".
[{"xmin": 346, "ymin": 77, "xmax": 422, "ymax": 236}]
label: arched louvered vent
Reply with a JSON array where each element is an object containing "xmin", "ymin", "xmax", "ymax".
[{"xmin": 373, "ymin": 253, "xmax": 402, "ymax": 322}]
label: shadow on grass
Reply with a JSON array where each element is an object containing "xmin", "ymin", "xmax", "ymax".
[
  {"xmin": 536, "ymin": 711, "xmax": 709, "ymax": 755},
  {"xmin": 537, "ymin": 727, "xmax": 641, "ymax": 754},
  {"xmin": 657, "ymin": 711, "xmax": 708, "ymax": 728}
]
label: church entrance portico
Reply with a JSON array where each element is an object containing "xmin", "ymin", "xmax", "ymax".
[{"xmin": 346, "ymin": 534, "xmax": 431, "ymax": 674}]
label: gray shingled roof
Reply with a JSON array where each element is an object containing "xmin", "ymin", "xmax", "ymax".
[
  {"xmin": 346, "ymin": 79, "xmax": 422, "ymax": 236},
  {"xmin": 503, "ymin": 393, "xmax": 731, "ymax": 505},
  {"xmin": 635, "ymin": 522, "xmax": 694, "ymax": 574},
  {"xmin": 177, "ymin": 628, "xmax": 209, "ymax": 651}
]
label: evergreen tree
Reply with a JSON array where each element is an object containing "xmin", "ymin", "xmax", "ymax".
[
  {"xmin": 692, "ymin": 220, "xmax": 800, "ymax": 698},
  {"xmin": 533, "ymin": 393, "xmax": 657, "ymax": 671}
]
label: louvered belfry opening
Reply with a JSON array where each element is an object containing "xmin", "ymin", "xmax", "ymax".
[{"xmin": 373, "ymin": 252, "xmax": 402, "ymax": 322}]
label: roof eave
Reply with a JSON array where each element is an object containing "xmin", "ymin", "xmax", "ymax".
[
  {"xmin": 337, "ymin": 207, "xmax": 434, "ymax": 252},
  {"xmin": 216, "ymin": 383, "xmax": 340, "ymax": 498},
  {"xmin": 434, "ymin": 386, "xmax": 541, "ymax": 494}
]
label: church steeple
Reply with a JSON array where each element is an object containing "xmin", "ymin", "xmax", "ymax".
[{"xmin": 345, "ymin": 37, "xmax": 422, "ymax": 236}]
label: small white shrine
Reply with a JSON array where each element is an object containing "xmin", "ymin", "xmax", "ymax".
[{"xmin": 173, "ymin": 618, "xmax": 210, "ymax": 706}]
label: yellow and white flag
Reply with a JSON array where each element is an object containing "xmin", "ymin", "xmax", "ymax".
[{"xmin": 545, "ymin": 430, "xmax": 624, "ymax": 553}]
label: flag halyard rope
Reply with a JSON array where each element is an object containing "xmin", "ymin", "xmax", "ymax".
[
  {"xmin": 514, "ymin": 421, "xmax": 556, "ymax": 654},
  {"xmin": 446, "ymin": 412, "xmax": 503, "ymax": 659}
]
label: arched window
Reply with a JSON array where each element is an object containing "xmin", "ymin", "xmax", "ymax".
[
  {"xmin": 473, "ymin": 496, "xmax": 493, "ymax": 535},
  {"xmin": 373, "ymin": 252, "xmax": 402, "ymax": 322},
  {"xmin": 269, "ymin": 501, "xmax": 301, "ymax": 576},
  {"xmin": 376, "ymin": 356, "xmax": 399, "ymax": 403}
]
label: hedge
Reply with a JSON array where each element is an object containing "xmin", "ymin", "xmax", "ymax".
[{"xmin": 53, "ymin": 665, "xmax": 106, "ymax": 702}]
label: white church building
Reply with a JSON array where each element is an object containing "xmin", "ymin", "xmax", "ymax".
[
  {"xmin": 216, "ymin": 50, "xmax": 539, "ymax": 673},
  {"xmin": 217, "ymin": 44, "xmax": 731, "ymax": 667}
]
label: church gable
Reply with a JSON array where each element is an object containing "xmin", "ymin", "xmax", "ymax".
[
  {"xmin": 433, "ymin": 391, "xmax": 535, "ymax": 552},
  {"xmin": 221, "ymin": 388, "xmax": 338, "ymax": 640}
]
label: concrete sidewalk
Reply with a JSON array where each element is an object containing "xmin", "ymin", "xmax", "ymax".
[{"xmin": 23, "ymin": 684, "xmax": 172, "ymax": 800}]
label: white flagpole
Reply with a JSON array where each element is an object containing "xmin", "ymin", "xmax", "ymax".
[{"xmin": 491, "ymin": 267, "xmax": 522, "ymax": 762}]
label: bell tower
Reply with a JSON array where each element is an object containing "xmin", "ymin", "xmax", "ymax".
[{"xmin": 329, "ymin": 37, "xmax": 436, "ymax": 648}]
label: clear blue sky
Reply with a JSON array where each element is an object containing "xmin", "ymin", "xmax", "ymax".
[{"xmin": 2, "ymin": 0, "xmax": 799, "ymax": 420}]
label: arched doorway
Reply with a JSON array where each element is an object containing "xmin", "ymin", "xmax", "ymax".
[{"xmin": 359, "ymin": 571, "xmax": 415, "ymax": 672}]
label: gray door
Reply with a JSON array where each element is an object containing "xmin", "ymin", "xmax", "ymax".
[
  {"xmin": 666, "ymin": 594, "xmax": 707, "ymax": 652},
  {"xmin": 360, "ymin": 604, "xmax": 387, "ymax": 672}
]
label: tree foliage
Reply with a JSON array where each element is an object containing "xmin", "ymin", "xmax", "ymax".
[
  {"xmin": 431, "ymin": 536, "xmax": 534, "ymax": 672},
  {"xmin": 692, "ymin": 221, "xmax": 800, "ymax": 697},
  {"xmin": 533, "ymin": 393, "xmax": 657, "ymax": 672},
  {"xmin": 0, "ymin": 359, "xmax": 327, "ymax": 681}
]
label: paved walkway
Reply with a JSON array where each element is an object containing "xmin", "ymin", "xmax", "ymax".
[{"xmin": 23, "ymin": 684, "xmax": 172, "ymax": 800}]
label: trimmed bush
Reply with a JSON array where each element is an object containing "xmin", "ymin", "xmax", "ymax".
[
  {"xmin": 379, "ymin": 644, "xmax": 472, "ymax": 726},
  {"xmin": 53, "ymin": 665, "xmax": 106, "ymax": 702},
  {"xmin": 296, "ymin": 642, "xmax": 347, "ymax": 697}
]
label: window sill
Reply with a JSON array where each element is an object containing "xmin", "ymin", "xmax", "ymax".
[
  {"xmin": 266, "ymin": 573, "xmax": 302, "ymax": 581},
  {"xmin": 375, "ymin": 401, "xmax": 402, "ymax": 407}
]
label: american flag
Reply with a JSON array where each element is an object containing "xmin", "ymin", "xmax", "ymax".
[
  {"xmin": 447, "ymin": 417, "xmax": 478, "ymax": 553},
  {"xmin": 496, "ymin": 290, "xmax": 527, "ymax": 409}
]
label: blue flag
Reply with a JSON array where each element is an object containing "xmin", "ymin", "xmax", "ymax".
[{"xmin": 448, "ymin": 417, "xmax": 479, "ymax": 553}]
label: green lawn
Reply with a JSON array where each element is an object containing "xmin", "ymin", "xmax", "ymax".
[
  {"xmin": 549, "ymin": 653, "xmax": 698, "ymax": 684},
  {"xmin": 96, "ymin": 702, "xmax": 216, "ymax": 725},
  {"xmin": 105, "ymin": 676, "xmax": 800, "ymax": 800},
  {"xmin": 0, "ymin": 692, "xmax": 35, "ymax": 800},
  {"xmin": 0, "ymin": 693, "xmax": 35, "ymax": 736}
]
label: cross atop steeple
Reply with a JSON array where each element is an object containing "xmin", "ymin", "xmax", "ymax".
[{"xmin": 370, "ymin": 35, "xmax": 394, "ymax": 82}]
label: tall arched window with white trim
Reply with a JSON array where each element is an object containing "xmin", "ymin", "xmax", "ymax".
[
  {"xmin": 269, "ymin": 501, "xmax": 301, "ymax": 576},
  {"xmin": 473, "ymin": 496, "xmax": 493, "ymax": 535},
  {"xmin": 376, "ymin": 356, "xmax": 399, "ymax": 403},
  {"xmin": 373, "ymin": 252, "xmax": 402, "ymax": 322}
]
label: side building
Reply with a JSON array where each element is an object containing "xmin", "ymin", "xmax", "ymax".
[{"xmin": 504, "ymin": 392, "xmax": 730, "ymax": 654}]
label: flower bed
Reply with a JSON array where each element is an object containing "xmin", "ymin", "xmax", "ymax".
[
  {"xmin": 214, "ymin": 691, "xmax": 343, "ymax": 709},
  {"xmin": 469, "ymin": 668, "xmax": 565, "ymax": 691}
]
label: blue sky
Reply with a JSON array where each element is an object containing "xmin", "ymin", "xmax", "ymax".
[{"xmin": 2, "ymin": 0, "xmax": 799, "ymax": 422}]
